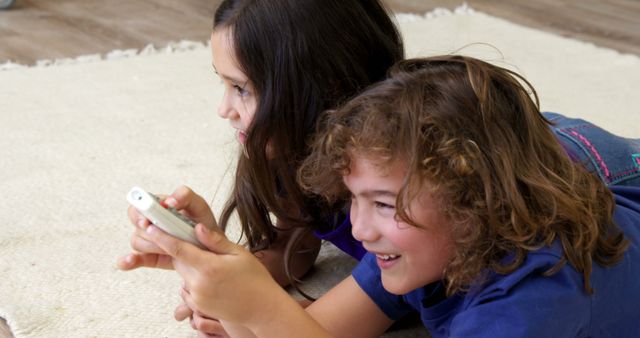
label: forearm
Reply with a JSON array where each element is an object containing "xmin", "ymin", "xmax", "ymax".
[
  {"xmin": 306, "ymin": 276, "xmax": 394, "ymax": 337},
  {"xmin": 248, "ymin": 286, "xmax": 331, "ymax": 338}
]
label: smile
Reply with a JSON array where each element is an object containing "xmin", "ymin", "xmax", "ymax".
[{"xmin": 376, "ymin": 254, "xmax": 400, "ymax": 261}]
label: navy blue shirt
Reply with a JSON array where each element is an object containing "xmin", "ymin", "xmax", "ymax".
[{"xmin": 352, "ymin": 186, "xmax": 640, "ymax": 337}]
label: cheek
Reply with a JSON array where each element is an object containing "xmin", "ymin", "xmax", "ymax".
[
  {"xmin": 417, "ymin": 234, "xmax": 454, "ymax": 278},
  {"xmin": 380, "ymin": 224, "xmax": 421, "ymax": 255},
  {"xmin": 394, "ymin": 227, "xmax": 453, "ymax": 275}
]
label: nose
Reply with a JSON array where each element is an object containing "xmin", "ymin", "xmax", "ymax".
[
  {"xmin": 217, "ymin": 90, "xmax": 239, "ymax": 120},
  {"xmin": 350, "ymin": 203, "xmax": 379, "ymax": 243}
]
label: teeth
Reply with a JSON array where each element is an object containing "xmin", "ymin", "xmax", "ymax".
[{"xmin": 377, "ymin": 254, "xmax": 399, "ymax": 261}]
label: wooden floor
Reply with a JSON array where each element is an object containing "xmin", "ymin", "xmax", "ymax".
[
  {"xmin": 0, "ymin": 0, "xmax": 639, "ymax": 67},
  {"xmin": 386, "ymin": 0, "xmax": 640, "ymax": 56},
  {"xmin": 1, "ymin": 0, "xmax": 639, "ymax": 337}
]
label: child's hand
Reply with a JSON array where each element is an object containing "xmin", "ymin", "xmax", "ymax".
[
  {"xmin": 144, "ymin": 222, "xmax": 284, "ymax": 327},
  {"xmin": 175, "ymin": 298, "xmax": 231, "ymax": 337},
  {"xmin": 117, "ymin": 185, "xmax": 217, "ymax": 271}
]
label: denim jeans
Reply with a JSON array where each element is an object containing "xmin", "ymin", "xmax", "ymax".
[{"xmin": 545, "ymin": 112, "xmax": 640, "ymax": 187}]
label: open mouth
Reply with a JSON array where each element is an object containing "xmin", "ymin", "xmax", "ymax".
[{"xmin": 376, "ymin": 254, "xmax": 400, "ymax": 262}]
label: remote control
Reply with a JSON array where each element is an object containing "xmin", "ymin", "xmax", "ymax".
[{"xmin": 126, "ymin": 186, "xmax": 202, "ymax": 248}]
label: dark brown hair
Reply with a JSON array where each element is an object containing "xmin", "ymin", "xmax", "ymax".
[
  {"xmin": 300, "ymin": 56, "xmax": 628, "ymax": 294},
  {"xmin": 212, "ymin": 0, "xmax": 404, "ymax": 281}
]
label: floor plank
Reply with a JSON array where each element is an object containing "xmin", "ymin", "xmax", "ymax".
[
  {"xmin": 0, "ymin": 0, "xmax": 217, "ymax": 64},
  {"xmin": 0, "ymin": 0, "xmax": 639, "ymax": 66},
  {"xmin": 384, "ymin": 0, "xmax": 640, "ymax": 55}
]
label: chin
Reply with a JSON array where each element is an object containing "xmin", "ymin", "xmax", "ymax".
[{"xmin": 381, "ymin": 276, "xmax": 414, "ymax": 295}]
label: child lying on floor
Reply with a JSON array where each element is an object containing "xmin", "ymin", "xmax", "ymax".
[{"xmin": 143, "ymin": 55, "xmax": 640, "ymax": 337}]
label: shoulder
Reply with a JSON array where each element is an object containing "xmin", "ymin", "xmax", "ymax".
[
  {"xmin": 471, "ymin": 186, "xmax": 640, "ymax": 305},
  {"xmin": 452, "ymin": 186, "xmax": 640, "ymax": 337},
  {"xmin": 466, "ymin": 241, "xmax": 586, "ymax": 307},
  {"xmin": 448, "ymin": 250, "xmax": 589, "ymax": 337}
]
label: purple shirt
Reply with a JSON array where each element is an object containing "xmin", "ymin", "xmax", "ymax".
[{"xmin": 314, "ymin": 214, "xmax": 366, "ymax": 260}]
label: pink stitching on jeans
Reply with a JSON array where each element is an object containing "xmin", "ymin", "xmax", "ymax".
[
  {"xmin": 613, "ymin": 168, "xmax": 639, "ymax": 179},
  {"xmin": 570, "ymin": 130, "xmax": 610, "ymax": 178}
]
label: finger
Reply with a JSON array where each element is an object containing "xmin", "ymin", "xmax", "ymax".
[
  {"xmin": 167, "ymin": 185, "xmax": 217, "ymax": 228},
  {"xmin": 165, "ymin": 185, "xmax": 196, "ymax": 209},
  {"xmin": 127, "ymin": 205, "xmax": 150, "ymax": 229},
  {"xmin": 192, "ymin": 312, "xmax": 227, "ymax": 336},
  {"xmin": 205, "ymin": 334, "xmax": 226, "ymax": 338},
  {"xmin": 181, "ymin": 291, "xmax": 228, "ymax": 337},
  {"xmin": 190, "ymin": 316, "xmax": 198, "ymax": 331},
  {"xmin": 194, "ymin": 223, "xmax": 236, "ymax": 255},
  {"xmin": 130, "ymin": 228, "xmax": 166, "ymax": 254},
  {"xmin": 174, "ymin": 301, "xmax": 193, "ymax": 321},
  {"xmin": 116, "ymin": 252, "xmax": 174, "ymax": 270},
  {"xmin": 180, "ymin": 286, "xmax": 220, "ymax": 322},
  {"xmin": 180, "ymin": 285, "xmax": 197, "ymax": 312},
  {"xmin": 145, "ymin": 225, "xmax": 205, "ymax": 266},
  {"xmin": 197, "ymin": 329, "xmax": 225, "ymax": 338}
]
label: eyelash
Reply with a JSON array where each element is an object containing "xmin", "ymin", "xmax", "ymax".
[
  {"xmin": 374, "ymin": 201, "xmax": 395, "ymax": 210},
  {"xmin": 350, "ymin": 195, "xmax": 395, "ymax": 211},
  {"xmin": 215, "ymin": 74, "xmax": 250, "ymax": 97},
  {"xmin": 233, "ymin": 84, "xmax": 249, "ymax": 97}
]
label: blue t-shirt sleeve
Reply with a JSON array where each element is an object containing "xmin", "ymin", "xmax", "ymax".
[{"xmin": 351, "ymin": 253, "xmax": 413, "ymax": 320}]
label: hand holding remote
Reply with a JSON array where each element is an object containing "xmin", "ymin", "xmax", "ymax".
[
  {"xmin": 118, "ymin": 185, "xmax": 217, "ymax": 270},
  {"xmin": 127, "ymin": 186, "xmax": 202, "ymax": 248}
]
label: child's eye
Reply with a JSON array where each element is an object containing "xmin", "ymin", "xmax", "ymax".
[
  {"xmin": 374, "ymin": 201, "xmax": 396, "ymax": 217},
  {"xmin": 233, "ymin": 84, "xmax": 249, "ymax": 97},
  {"xmin": 374, "ymin": 201, "xmax": 395, "ymax": 210}
]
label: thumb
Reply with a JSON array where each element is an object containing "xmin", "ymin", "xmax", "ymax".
[
  {"xmin": 195, "ymin": 223, "xmax": 237, "ymax": 255},
  {"xmin": 145, "ymin": 225, "xmax": 203, "ymax": 266}
]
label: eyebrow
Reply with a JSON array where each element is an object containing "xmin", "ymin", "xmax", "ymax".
[
  {"xmin": 356, "ymin": 190, "xmax": 397, "ymax": 199},
  {"xmin": 212, "ymin": 64, "xmax": 247, "ymax": 85}
]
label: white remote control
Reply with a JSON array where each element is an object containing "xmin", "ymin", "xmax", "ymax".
[{"xmin": 126, "ymin": 186, "xmax": 202, "ymax": 248}]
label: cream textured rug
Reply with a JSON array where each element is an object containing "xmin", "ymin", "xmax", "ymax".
[{"xmin": 1, "ymin": 6, "xmax": 639, "ymax": 338}]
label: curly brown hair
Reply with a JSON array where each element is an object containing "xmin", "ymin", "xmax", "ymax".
[{"xmin": 299, "ymin": 56, "xmax": 629, "ymax": 295}]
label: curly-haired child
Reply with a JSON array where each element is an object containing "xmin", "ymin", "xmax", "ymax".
[{"xmin": 142, "ymin": 56, "xmax": 640, "ymax": 337}]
